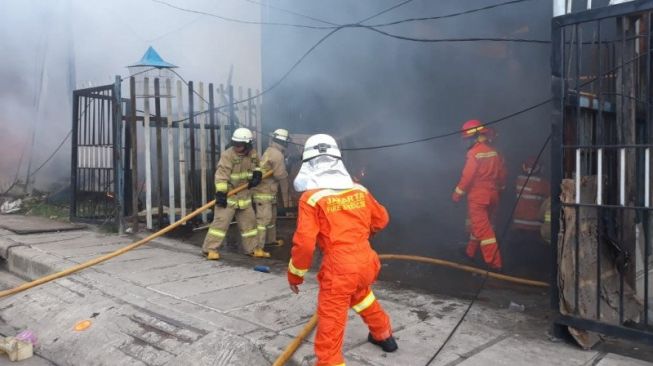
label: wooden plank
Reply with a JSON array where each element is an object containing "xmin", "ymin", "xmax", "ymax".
[
  {"xmin": 188, "ymin": 81, "xmax": 196, "ymax": 210},
  {"xmin": 219, "ymin": 84, "xmax": 226, "ymax": 152},
  {"xmin": 208, "ymin": 83, "xmax": 217, "ymax": 181},
  {"xmin": 239, "ymin": 86, "xmax": 246, "ymax": 129},
  {"xmin": 176, "ymin": 80, "xmax": 187, "ymax": 219},
  {"xmin": 129, "ymin": 77, "xmax": 139, "ymax": 233},
  {"xmin": 154, "ymin": 78, "xmax": 164, "ymax": 229},
  {"xmin": 228, "ymin": 85, "xmax": 235, "ymax": 135},
  {"xmin": 199, "ymin": 82, "xmax": 208, "ymax": 223},
  {"xmin": 256, "ymin": 90, "xmax": 263, "ymax": 157},
  {"xmin": 143, "ymin": 78, "xmax": 153, "ymax": 230},
  {"xmin": 165, "ymin": 78, "xmax": 176, "ymax": 225},
  {"xmin": 247, "ymin": 88, "xmax": 255, "ymax": 152}
]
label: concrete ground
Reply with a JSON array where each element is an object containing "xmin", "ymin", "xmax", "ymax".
[{"xmin": 0, "ymin": 215, "xmax": 649, "ymax": 366}]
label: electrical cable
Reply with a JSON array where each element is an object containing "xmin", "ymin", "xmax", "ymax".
[
  {"xmin": 158, "ymin": 0, "xmax": 538, "ymax": 30},
  {"xmin": 343, "ymin": 45, "xmax": 653, "ymax": 152},
  {"xmin": 147, "ymin": 15, "xmax": 205, "ymax": 43},
  {"xmin": 129, "ymin": 0, "xmax": 650, "ymax": 157},
  {"xmin": 151, "ymin": 0, "xmax": 555, "ymax": 145},
  {"xmin": 367, "ymin": 0, "xmax": 536, "ymax": 28},
  {"xmin": 365, "ymin": 26, "xmax": 550, "ymax": 44},
  {"xmin": 242, "ymin": 0, "xmax": 339, "ymax": 26},
  {"xmin": 152, "ymin": 0, "xmax": 332, "ymax": 29},
  {"xmin": 423, "ymin": 133, "xmax": 551, "ymax": 365},
  {"xmin": 342, "ymin": 99, "xmax": 552, "ymax": 151},
  {"xmin": 358, "ymin": 0, "xmax": 416, "ymax": 24},
  {"xmin": 153, "ymin": 0, "xmax": 552, "ymax": 45},
  {"xmin": 28, "ymin": 130, "xmax": 73, "ymax": 178}
]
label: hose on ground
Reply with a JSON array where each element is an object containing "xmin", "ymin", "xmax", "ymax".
[
  {"xmin": 272, "ymin": 253, "xmax": 548, "ymax": 365},
  {"xmin": 271, "ymin": 313, "xmax": 318, "ymax": 366},
  {"xmin": 0, "ymin": 171, "xmax": 274, "ymax": 299},
  {"xmin": 377, "ymin": 254, "xmax": 548, "ymax": 288}
]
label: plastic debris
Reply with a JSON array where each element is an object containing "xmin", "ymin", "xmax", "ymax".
[
  {"xmin": 254, "ymin": 265, "xmax": 270, "ymax": 273},
  {"xmin": 73, "ymin": 320, "xmax": 92, "ymax": 331},
  {"xmin": 0, "ymin": 199, "xmax": 22, "ymax": 214},
  {"xmin": 508, "ymin": 301, "xmax": 525, "ymax": 312},
  {"xmin": 15, "ymin": 330, "xmax": 37, "ymax": 346},
  {"xmin": 0, "ymin": 336, "xmax": 33, "ymax": 361}
]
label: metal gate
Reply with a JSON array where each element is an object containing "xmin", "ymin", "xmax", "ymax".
[
  {"xmin": 551, "ymin": 1, "xmax": 653, "ymax": 344},
  {"xmin": 70, "ymin": 77, "xmax": 125, "ymax": 229}
]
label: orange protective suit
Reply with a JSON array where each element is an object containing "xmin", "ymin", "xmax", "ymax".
[
  {"xmin": 512, "ymin": 174, "xmax": 550, "ymax": 231},
  {"xmin": 454, "ymin": 141, "xmax": 506, "ymax": 270},
  {"xmin": 288, "ymin": 184, "xmax": 392, "ymax": 366}
]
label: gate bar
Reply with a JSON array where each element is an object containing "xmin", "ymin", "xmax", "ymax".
[
  {"xmin": 188, "ymin": 81, "xmax": 196, "ymax": 211},
  {"xmin": 144, "ymin": 78, "xmax": 153, "ymax": 230},
  {"xmin": 154, "ymin": 78, "xmax": 164, "ymax": 229}
]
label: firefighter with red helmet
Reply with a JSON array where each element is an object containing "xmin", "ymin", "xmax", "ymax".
[
  {"xmin": 288, "ymin": 134, "xmax": 397, "ymax": 366},
  {"xmin": 506, "ymin": 157, "xmax": 551, "ymax": 273},
  {"xmin": 512, "ymin": 157, "xmax": 550, "ymax": 232},
  {"xmin": 452, "ymin": 120, "xmax": 506, "ymax": 271}
]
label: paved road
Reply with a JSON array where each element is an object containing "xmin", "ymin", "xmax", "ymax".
[{"xmin": 0, "ymin": 215, "xmax": 648, "ymax": 366}]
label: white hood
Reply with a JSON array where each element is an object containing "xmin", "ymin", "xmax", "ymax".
[{"xmin": 293, "ymin": 155, "xmax": 354, "ymax": 192}]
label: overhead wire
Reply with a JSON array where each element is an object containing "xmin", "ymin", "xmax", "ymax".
[
  {"xmin": 343, "ymin": 44, "xmax": 653, "ymax": 151},
  {"xmin": 365, "ymin": 26, "xmax": 550, "ymax": 44},
  {"xmin": 367, "ymin": 0, "xmax": 537, "ymax": 28},
  {"xmin": 42, "ymin": 16, "xmax": 653, "ymax": 185},
  {"xmin": 241, "ymin": 0, "xmax": 339, "ymax": 26},
  {"xmin": 156, "ymin": 0, "xmax": 539, "ymax": 30},
  {"xmin": 357, "ymin": 0, "xmax": 416, "ymax": 24},
  {"xmin": 152, "ymin": 0, "xmax": 332, "ymax": 29}
]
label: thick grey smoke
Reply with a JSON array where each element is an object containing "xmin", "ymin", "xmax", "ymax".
[
  {"xmin": 260, "ymin": 0, "xmax": 552, "ymax": 263},
  {"xmin": 0, "ymin": 0, "xmax": 262, "ymax": 191}
]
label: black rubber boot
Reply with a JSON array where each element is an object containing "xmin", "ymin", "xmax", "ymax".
[{"xmin": 368, "ymin": 333, "xmax": 398, "ymax": 352}]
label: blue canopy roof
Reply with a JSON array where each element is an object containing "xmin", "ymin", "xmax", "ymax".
[{"xmin": 129, "ymin": 46, "xmax": 177, "ymax": 68}]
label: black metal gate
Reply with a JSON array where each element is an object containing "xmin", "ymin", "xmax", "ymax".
[
  {"xmin": 551, "ymin": 1, "xmax": 653, "ymax": 345},
  {"xmin": 70, "ymin": 77, "xmax": 125, "ymax": 230}
]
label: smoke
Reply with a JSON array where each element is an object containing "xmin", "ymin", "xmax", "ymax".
[
  {"xmin": 260, "ymin": 1, "xmax": 552, "ymax": 264},
  {"xmin": 0, "ymin": 0, "xmax": 263, "ymax": 191}
]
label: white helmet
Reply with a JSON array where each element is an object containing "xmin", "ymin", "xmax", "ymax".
[
  {"xmin": 272, "ymin": 128, "xmax": 289, "ymax": 142},
  {"xmin": 232, "ymin": 127, "xmax": 253, "ymax": 143},
  {"xmin": 302, "ymin": 134, "xmax": 341, "ymax": 161}
]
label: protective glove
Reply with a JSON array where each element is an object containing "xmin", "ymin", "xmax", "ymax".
[
  {"xmin": 215, "ymin": 191, "xmax": 228, "ymax": 208},
  {"xmin": 287, "ymin": 271, "xmax": 304, "ymax": 286},
  {"xmin": 248, "ymin": 170, "xmax": 262, "ymax": 189},
  {"xmin": 451, "ymin": 191, "xmax": 463, "ymax": 203}
]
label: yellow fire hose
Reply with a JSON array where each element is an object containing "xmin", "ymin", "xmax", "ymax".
[
  {"xmin": 271, "ymin": 313, "xmax": 318, "ymax": 366},
  {"xmin": 377, "ymin": 254, "xmax": 549, "ymax": 288},
  {"xmin": 0, "ymin": 171, "xmax": 274, "ymax": 299},
  {"xmin": 0, "ymin": 168, "xmax": 549, "ymax": 365},
  {"xmin": 271, "ymin": 254, "xmax": 548, "ymax": 366}
]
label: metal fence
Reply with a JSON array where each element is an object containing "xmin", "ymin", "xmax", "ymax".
[
  {"xmin": 70, "ymin": 78, "xmax": 124, "ymax": 227},
  {"xmin": 70, "ymin": 76, "xmax": 262, "ymax": 233},
  {"xmin": 551, "ymin": 1, "xmax": 653, "ymax": 345}
]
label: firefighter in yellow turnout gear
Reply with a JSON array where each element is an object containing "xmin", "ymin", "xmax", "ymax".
[
  {"xmin": 252, "ymin": 129, "xmax": 290, "ymax": 248},
  {"xmin": 202, "ymin": 128, "xmax": 270, "ymax": 260}
]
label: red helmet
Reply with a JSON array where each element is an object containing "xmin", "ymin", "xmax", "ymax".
[
  {"xmin": 522, "ymin": 156, "xmax": 541, "ymax": 174},
  {"xmin": 461, "ymin": 119, "xmax": 489, "ymax": 139}
]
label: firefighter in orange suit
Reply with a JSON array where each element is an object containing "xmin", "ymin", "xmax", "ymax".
[
  {"xmin": 452, "ymin": 120, "xmax": 506, "ymax": 271},
  {"xmin": 288, "ymin": 134, "xmax": 397, "ymax": 366},
  {"xmin": 512, "ymin": 157, "xmax": 550, "ymax": 232}
]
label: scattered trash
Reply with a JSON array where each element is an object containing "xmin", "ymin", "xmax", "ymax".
[
  {"xmin": 73, "ymin": 320, "xmax": 92, "ymax": 331},
  {"xmin": 254, "ymin": 265, "xmax": 270, "ymax": 273},
  {"xmin": 508, "ymin": 301, "xmax": 525, "ymax": 312},
  {"xmin": 15, "ymin": 330, "xmax": 37, "ymax": 346},
  {"xmin": 0, "ymin": 199, "xmax": 22, "ymax": 214},
  {"xmin": 0, "ymin": 336, "xmax": 33, "ymax": 361}
]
